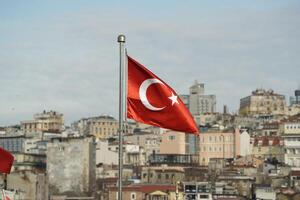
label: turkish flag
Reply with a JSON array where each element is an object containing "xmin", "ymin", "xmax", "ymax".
[
  {"xmin": 127, "ymin": 56, "xmax": 199, "ymax": 134},
  {"xmin": 0, "ymin": 147, "xmax": 14, "ymax": 174}
]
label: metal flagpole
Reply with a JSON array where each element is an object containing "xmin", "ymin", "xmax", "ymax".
[{"xmin": 117, "ymin": 34, "xmax": 126, "ymax": 200}]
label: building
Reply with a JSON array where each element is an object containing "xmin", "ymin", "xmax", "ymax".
[
  {"xmin": 108, "ymin": 184, "xmax": 181, "ymax": 200},
  {"xmin": 240, "ymin": 130, "xmax": 251, "ymax": 157},
  {"xmin": 23, "ymin": 138, "xmax": 47, "ymax": 155},
  {"xmin": 189, "ymin": 81, "xmax": 216, "ymax": 115},
  {"xmin": 290, "ymin": 89, "xmax": 300, "ymax": 106},
  {"xmin": 72, "ymin": 115, "xmax": 126, "ymax": 139},
  {"xmin": 96, "ymin": 140, "xmax": 118, "ymax": 166},
  {"xmin": 0, "ymin": 133, "xmax": 25, "ymax": 152},
  {"xmin": 160, "ymin": 131, "xmax": 186, "ymax": 155},
  {"xmin": 251, "ymin": 136, "xmax": 284, "ymax": 162},
  {"xmin": 47, "ymin": 137, "xmax": 96, "ymax": 197},
  {"xmin": 256, "ymin": 122, "xmax": 280, "ymax": 136},
  {"xmin": 141, "ymin": 165, "xmax": 185, "ymax": 184},
  {"xmin": 239, "ymin": 89, "xmax": 286, "ymax": 116},
  {"xmin": 124, "ymin": 131, "xmax": 162, "ymax": 159},
  {"xmin": 12, "ymin": 152, "xmax": 46, "ymax": 172},
  {"xmin": 183, "ymin": 181, "xmax": 248, "ymax": 200},
  {"xmin": 193, "ymin": 113, "xmax": 219, "ymax": 126},
  {"xmin": 6, "ymin": 171, "xmax": 48, "ymax": 200},
  {"xmin": 199, "ymin": 128, "xmax": 241, "ymax": 166},
  {"xmin": 254, "ymin": 185, "xmax": 276, "ymax": 200},
  {"xmin": 88, "ymin": 115, "xmax": 119, "ymax": 139},
  {"xmin": 281, "ymin": 121, "xmax": 300, "ymax": 167},
  {"xmin": 21, "ymin": 110, "xmax": 64, "ymax": 134},
  {"xmin": 159, "ymin": 131, "xmax": 200, "ymax": 156},
  {"xmin": 109, "ymin": 141, "xmax": 146, "ymax": 166},
  {"xmin": 149, "ymin": 154, "xmax": 199, "ymax": 166}
]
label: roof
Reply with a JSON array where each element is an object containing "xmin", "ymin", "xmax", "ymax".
[
  {"xmin": 253, "ymin": 136, "xmax": 282, "ymax": 147},
  {"xmin": 290, "ymin": 171, "xmax": 300, "ymax": 176},
  {"xmin": 109, "ymin": 184, "xmax": 176, "ymax": 193}
]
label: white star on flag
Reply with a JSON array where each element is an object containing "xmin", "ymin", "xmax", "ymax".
[{"xmin": 168, "ymin": 92, "xmax": 179, "ymax": 106}]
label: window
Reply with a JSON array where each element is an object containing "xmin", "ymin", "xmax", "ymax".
[
  {"xmin": 131, "ymin": 193, "xmax": 136, "ymax": 200},
  {"xmin": 165, "ymin": 174, "xmax": 169, "ymax": 179},
  {"xmin": 169, "ymin": 135, "xmax": 175, "ymax": 140},
  {"xmin": 200, "ymin": 195, "xmax": 209, "ymax": 199}
]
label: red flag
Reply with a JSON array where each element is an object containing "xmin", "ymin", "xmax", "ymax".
[
  {"xmin": 127, "ymin": 56, "xmax": 199, "ymax": 134},
  {"xmin": 0, "ymin": 147, "xmax": 14, "ymax": 174},
  {"xmin": 2, "ymin": 190, "xmax": 12, "ymax": 200}
]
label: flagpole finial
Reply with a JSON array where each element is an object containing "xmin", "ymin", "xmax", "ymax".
[{"xmin": 118, "ymin": 35, "xmax": 126, "ymax": 43}]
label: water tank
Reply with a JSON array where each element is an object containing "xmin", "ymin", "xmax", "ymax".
[{"xmin": 295, "ymin": 90, "xmax": 300, "ymax": 97}]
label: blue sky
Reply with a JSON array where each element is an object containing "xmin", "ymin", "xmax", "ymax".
[{"xmin": 0, "ymin": 0, "xmax": 299, "ymax": 125}]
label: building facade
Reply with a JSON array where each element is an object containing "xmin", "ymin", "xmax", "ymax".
[
  {"xmin": 239, "ymin": 89, "xmax": 286, "ymax": 116},
  {"xmin": 160, "ymin": 131, "xmax": 186, "ymax": 155},
  {"xmin": 251, "ymin": 136, "xmax": 284, "ymax": 162},
  {"xmin": 7, "ymin": 171, "xmax": 48, "ymax": 200},
  {"xmin": 0, "ymin": 134, "xmax": 25, "ymax": 152},
  {"xmin": 199, "ymin": 129, "xmax": 241, "ymax": 166},
  {"xmin": 189, "ymin": 81, "xmax": 216, "ymax": 115},
  {"xmin": 124, "ymin": 131, "xmax": 162, "ymax": 159},
  {"xmin": 281, "ymin": 121, "xmax": 300, "ymax": 167},
  {"xmin": 21, "ymin": 110, "xmax": 64, "ymax": 134},
  {"xmin": 47, "ymin": 137, "xmax": 96, "ymax": 196},
  {"xmin": 88, "ymin": 115, "xmax": 119, "ymax": 139}
]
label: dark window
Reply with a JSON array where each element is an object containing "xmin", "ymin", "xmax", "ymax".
[{"xmin": 165, "ymin": 174, "xmax": 169, "ymax": 179}]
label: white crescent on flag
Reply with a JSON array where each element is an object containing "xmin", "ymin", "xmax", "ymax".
[{"xmin": 138, "ymin": 78, "xmax": 166, "ymax": 111}]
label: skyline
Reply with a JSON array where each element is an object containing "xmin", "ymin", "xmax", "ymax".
[{"xmin": 1, "ymin": 0, "xmax": 300, "ymax": 125}]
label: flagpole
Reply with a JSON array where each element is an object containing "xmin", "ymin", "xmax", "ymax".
[
  {"xmin": 118, "ymin": 34, "xmax": 126, "ymax": 200},
  {"xmin": 4, "ymin": 174, "xmax": 7, "ymax": 190}
]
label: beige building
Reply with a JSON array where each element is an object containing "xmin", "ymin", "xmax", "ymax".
[
  {"xmin": 239, "ymin": 89, "xmax": 286, "ymax": 116},
  {"xmin": 88, "ymin": 115, "xmax": 119, "ymax": 139},
  {"xmin": 108, "ymin": 184, "xmax": 182, "ymax": 200},
  {"xmin": 160, "ymin": 131, "xmax": 186, "ymax": 155},
  {"xmin": 199, "ymin": 128, "xmax": 241, "ymax": 166},
  {"xmin": 21, "ymin": 110, "xmax": 64, "ymax": 134},
  {"xmin": 6, "ymin": 171, "xmax": 48, "ymax": 200},
  {"xmin": 141, "ymin": 166, "xmax": 185, "ymax": 184},
  {"xmin": 251, "ymin": 136, "xmax": 284, "ymax": 162}
]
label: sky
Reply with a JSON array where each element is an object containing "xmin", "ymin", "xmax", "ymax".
[{"xmin": 0, "ymin": 0, "xmax": 299, "ymax": 125}]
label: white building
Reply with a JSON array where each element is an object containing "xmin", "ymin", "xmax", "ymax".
[
  {"xmin": 109, "ymin": 141, "xmax": 146, "ymax": 166},
  {"xmin": 240, "ymin": 130, "xmax": 251, "ymax": 156},
  {"xmin": 96, "ymin": 140, "xmax": 118, "ymax": 165},
  {"xmin": 124, "ymin": 132, "xmax": 162, "ymax": 159},
  {"xmin": 255, "ymin": 186, "xmax": 276, "ymax": 200},
  {"xmin": 282, "ymin": 122, "xmax": 300, "ymax": 167}
]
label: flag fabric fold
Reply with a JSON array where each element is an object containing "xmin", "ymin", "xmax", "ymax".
[
  {"xmin": 0, "ymin": 147, "xmax": 14, "ymax": 174},
  {"xmin": 127, "ymin": 56, "xmax": 199, "ymax": 134}
]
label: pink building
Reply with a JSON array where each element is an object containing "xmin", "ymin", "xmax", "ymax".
[
  {"xmin": 199, "ymin": 128, "xmax": 241, "ymax": 165},
  {"xmin": 160, "ymin": 131, "xmax": 186, "ymax": 154}
]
